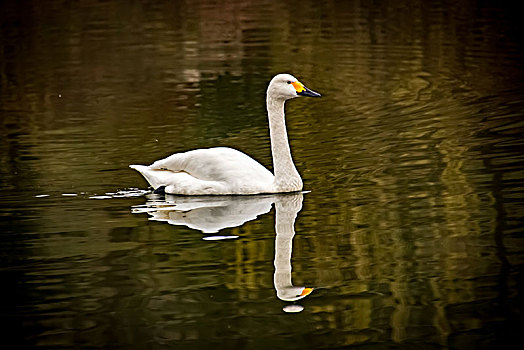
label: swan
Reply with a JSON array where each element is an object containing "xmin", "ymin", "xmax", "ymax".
[{"xmin": 130, "ymin": 73, "xmax": 321, "ymax": 195}]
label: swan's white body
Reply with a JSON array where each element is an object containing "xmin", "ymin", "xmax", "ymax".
[{"xmin": 130, "ymin": 74, "xmax": 320, "ymax": 195}]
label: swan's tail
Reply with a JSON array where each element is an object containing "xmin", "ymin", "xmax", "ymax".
[{"xmin": 129, "ymin": 165, "xmax": 171, "ymax": 189}]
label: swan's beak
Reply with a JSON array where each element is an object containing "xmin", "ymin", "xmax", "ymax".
[{"xmin": 292, "ymin": 81, "xmax": 321, "ymax": 97}]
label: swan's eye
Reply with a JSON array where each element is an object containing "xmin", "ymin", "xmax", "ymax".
[{"xmin": 287, "ymin": 81, "xmax": 292, "ymax": 84}]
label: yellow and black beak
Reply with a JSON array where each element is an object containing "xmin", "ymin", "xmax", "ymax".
[{"xmin": 291, "ymin": 81, "xmax": 321, "ymax": 97}]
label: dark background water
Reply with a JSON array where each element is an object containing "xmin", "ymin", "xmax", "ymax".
[{"xmin": 1, "ymin": 0, "xmax": 523, "ymax": 349}]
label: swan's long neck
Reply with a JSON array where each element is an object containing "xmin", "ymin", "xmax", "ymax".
[{"xmin": 267, "ymin": 96, "xmax": 303, "ymax": 192}]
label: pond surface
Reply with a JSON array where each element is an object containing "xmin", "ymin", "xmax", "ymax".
[{"xmin": 1, "ymin": 1, "xmax": 523, "ymax": 349}]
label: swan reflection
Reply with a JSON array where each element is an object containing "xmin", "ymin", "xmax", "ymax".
[{"xmin": 132, "ymin": 192, "xmax": 313, "ymax": 310}]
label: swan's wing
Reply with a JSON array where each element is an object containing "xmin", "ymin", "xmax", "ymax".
[
  {"xmin": 150, "ymin": 147, "xmax": 274, "ymax": 183},
  {"xmin": 130, "ymin": 147, "xmax": 275, "ymax": 194}
]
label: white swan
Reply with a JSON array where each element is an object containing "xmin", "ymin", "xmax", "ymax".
[{"xmin": 130, "ymin": 73, "xmax": 320, "ymax": 195}]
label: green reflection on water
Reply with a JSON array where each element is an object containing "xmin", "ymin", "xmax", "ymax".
[{"xmin": 1, "ymin": 0, "xmax": 523, "ymax": 349}]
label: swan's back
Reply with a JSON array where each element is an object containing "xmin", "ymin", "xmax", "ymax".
[{"xmin": 131, "ymin": 147, "xmax": 275, "ymax": 195}]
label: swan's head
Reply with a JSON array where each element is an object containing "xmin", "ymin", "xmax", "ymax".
[{"xmin": 267, "ymin": 73, "xmax": 321, "ymax": 101}]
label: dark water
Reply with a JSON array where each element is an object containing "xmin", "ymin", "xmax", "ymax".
[{"xmin": 1, "ymin": 1, "xmax": 523, "ymax": 348}]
